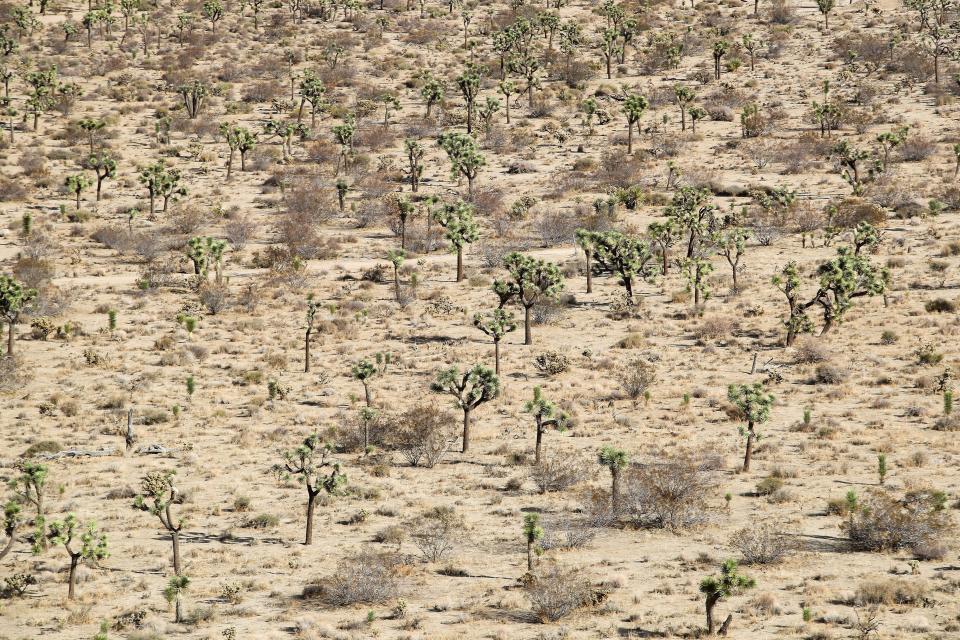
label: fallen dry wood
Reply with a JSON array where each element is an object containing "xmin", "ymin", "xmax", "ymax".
[{"xmin": 35, "ymin": 447, "xmax": 117, "ymax": 460}]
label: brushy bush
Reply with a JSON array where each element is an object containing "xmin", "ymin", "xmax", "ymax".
[
  {"xmin": 924, "ymin": 298, "xmax": 955, "ymax": 313},
  {"xmin": 615, "ymin": 357, "xmax": 657, "ymax": 403},
  {"xmin": 303, "ymin": 550, "xmax": 401, "ymax": 606},
  {"xmin": 529, "ymin": 455, "xmax": 592, "ymax": 494},
  {"xmin": 524, "ymin": 563, "xmax": 597, "ymax": 623},
  {"xmin": 408, "ymin": 506, "xmax": 464, "ymax": 562},
  {"xmin": 539, "ymin": 516, "xmax": 596, "ymax": 551},
  {"xmin": 844, "ymin": 489, "xmax": 950, "ymax": 556},
  {"xmin": 792, "ymin": 338, "xmax": 830, "ymax": 364},
  {"xmin": 621, "ymin": 457, "xmax": 716, "ymax": 530},
  {"xmin": 730, "ymin": 524, "xmax": 795, "ymax": 565},
  {"xmin": 854, "ymin": 578, "xmax": 929, "ymax": 606},
  {"xmin": 387, "ymin": 403, "xmax": 458, "ymax": 468},
  {"xmin": 533, "ymin": 351, "xmax": 569, "ymax": 376},
  {"xmin": 813, "ymin": 363, "xmax": 847, "ymax": 385}
]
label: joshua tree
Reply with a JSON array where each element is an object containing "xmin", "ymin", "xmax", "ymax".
[
  {"xmin": 674, "ymin": 85, "xmax": 695, "ymax": 131},
  {"xmin": 713, "ymin": 40, "xmax": 730, "ymax": 80},
  {"xmin": 0, "ymin": 501, "xmax": 20, "ymax": 562},
  {"xmin": 133, "ymin": 470, "xmax": 186, "ymax": 575},
  {"xmin": 219, "ymin": 123, "xmax": 257, "ymax": 177},
  {"xmin": 395, "ymin": 196, "xmax": 415, "ymax": 249},
  {"xmin": 438, "ymin": 132, "xmax": 485, "ymax": 198},
  {"xmin": 525, "ymin": 386, "xmax": 569, "ymax": 464},
  {"xmin": 297, "ymin": 69, "xmax": 327, "ymax": 126},
  {"xmin": 9, "ymin": 460, "xmax": 46, "ymax": 521},
  {"xmin": 430, "ymin": 364, "xmax": 500, "ymax": 453},
  {"xmin": 432, "ymin": 200, "xmax": 480, "ymax": 282},
  {"xmin": 875, "ymin": 126, "xmax": 908, "ymax": 172},
  {"xmin": 387, "ymin": 249, "xmax": 405, "ymax": 302},
  {"xmin": 304, "ymin": 294, "xmax": 320, "ymax": 373},
  {"xmin": 727, "ymin": 383, "xmax": 774, "ymax": 473},
  {"xmin": 473, "ymin": 308, "xmax": 517, "ymax": 375},
  {"xmin": 139, "ymin": 162, "xmax": 186, "ymax": 215},
  {"xmin": 574, "ymin": 229, "xmax": 597, "ymax": 293},
  {"xmin": 498, "ymin": 253, "xmax": 565, "ymax": 345},
  {"xmin": 666, "ymin": 186, "xmax": 717, "ymax": 260},
  {"xmin": 598, "ymin": 446, "xmax": 627, "ymax": 514},
  {"xmin": 688, "ymin": 105, "xmax": 707, "ymax": 133},
  {"xmin": 700, "ymin": 560, "xmax": 755, "ymax": 635},
  {"xmin": 522, "ymin": 513, "xmax": 543, "ymax": 572},
  {"xmin": 741, "ymin": 33, "xmax": 761, "ymax": 71},
  {"xmin": 201, "ymin": 0, "xmax": 224, "ymax": 32},
  {"xmin": 623, "ymin": 93, "xmax": 648, "ymax": 155},
  {"xmin": 335, "ymin": 179, "xmax": 349, "ymax": 212},
  {"xmin": 0, "ymin": 274, "xmax": 37, "ymax": 357},
  {"xmin": 832, "ymin": 141, "xmax": 875, "ymax": 195},
  {"xmin": 420, "ymin": 75, "xmax": 445, "ymax": 117},
  {"xmin": 647, "ymin": 220, "xmax": 678, "ymax": 276},
  {"xmin": 272, "ymin": 434, "xmax": 345, "ymax": 545},
  {"xmin": 714, "ymin": 227, "xmax": 749, "ymax": 293},
  {"xmin": 351, "ymin": 352, "xmax": 391, "ymax": 406},
  {"xmin": 177, "ymin": 80, "xmax": 208, "ymax": 119},
  {"xmin": 598, "ymin": 27, "xmax": 622, "ymax": 79},
  {"xmin": 83, "ymin": 151, "xmax": 117, "ymax": 201},
  {"xmin": 404, "ymin": 139, "xmax": 424, "ymax": 193},
  {"xmin": 65, "ymin": 174, "xmax": 91, "ymax": 211},
  {"xmin": 38, "ymin": 514, "xmax": 108, "ymax": 600},
  {"xmin": 810, "ymin": 247, "xmax": 888, "ymax": 334},
  {"xmin": 332, "ymin": 117, "xmax": 356, "ymax": 174},
  {"xmin": 772, "ymin": 261, "xmax": 812, "ymax": 346},
  {"xmin": 456, "ymin": 65, "xmax": 482, "ymax": 134},
  {"xmin": 498, "ymin": 79, "xmax": 516, "ymax": 124},
  {"xmin": 817, "ymin": 0, "xmax": 834, "ymax": 29},
  {"xmin": 681, "ymin": 256, "xmax": 714, "ymax": 308},
  {"xmin": 78, "ymin": 118, "xmax": 105, "ymax": 153},
  {"xmin": 583, "ymin": 230, "xmax": 659, "ymax": 301},
  {"xmin": 164, "ymin": 575, "xmax": 190, "ymax": 623},
  {"xmin": 508, "ymin": 52, "xmax": 542, "ymax": 107}
]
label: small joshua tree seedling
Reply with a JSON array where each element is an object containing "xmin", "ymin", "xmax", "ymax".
[
  {"xmin": 944, "ymin": 390, "xmax": 953, "ymax": 415},
  {"xmin": 700, "ymin": 560, "xmax": 755, "ymax": 635},
  {"xmin": 473, "ymin": 308, "xmax": 517, "ymax": 375},
  {"xmin": 186, "ymin": 375, "xmax": 195, "ymax": 400},
  {"xmin": 525, "ymin": 386, "xmax": 569, "ymax": 464},
  {"xmin": 845, "ymin": 489, "xmax": 858, "ymax": 531},
  {"xmin": 107, "ymin": 309, "xmax": 117, "ymax": 333},
  {"xmin": 272, "ymin": 434, "xmax": 345, "ymax": 545},
  {"xmin": 164, "ymin": 575, "xmax": 190, "ymax": 623},
  {"xmin": 37, "ymin": 514, "xmax": 108, "ymax": 599},
  {"xmin": 430, "ymin": 364, "xmax": 500, "ymax": 453},
  {"xmin": 351, "ymin": 352, "xmax": 391, "ymax": 407},
  {"xmin": 522, "ymin": 513, "xmax": 543, "ymax": 572},
  {"xmin": 727, "ymin": 383, "xmax": 774, "ymax": 473},
  {"xmin": 598, "ymin": 446, "xmax": 628, "ymax": 514},
  {"xmin": 133, "ymin": 470, "xmax": 185, "ymax": 575},
  {"xmin": 877, "ymin": 454, "xmax": 887, "ymax": 485}
]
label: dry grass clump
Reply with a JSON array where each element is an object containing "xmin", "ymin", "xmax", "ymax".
[
  {"xmin": 302, "ymin": 550, "xmax": 401, "ymax": 606},
  {"xmin": 621, "ymin": 457, "xmax": 716, "ymax": 530}
]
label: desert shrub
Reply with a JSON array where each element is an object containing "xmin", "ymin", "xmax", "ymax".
[
  {"xmin": 755, "ymin": 477, "xmax": 784, "ymax": 496},
  {"xmin": 303, "ymin": 550, "xmax": 401, "ymax": 605},
  {"xmin": 529, "ymin": 455, "xmax": 591, "ymax": 494},
  {"xmin": 792, "ymin": 338, "xmax": 830, "ymax": 364},
  {"xmin": 242, "ymin": 513, "xmax": 279, "ymax": 529},
  {"xmin": 694, "ymin": 315, "xmax": 738, "ymax": 342},
  {"xmin": 408, "ymin": 506, "xmax": 464, "ymax": 562},
  {"xmin": 387, "ymin": 403, "xmax": 458, "ymax": 468},
  {"xmin": 621, "ymin": 457, "xmax": 715, "ymax": 530},
  {"xmin": 539, "ymin": 516, "xmax": 596, "ymax": 551},
  {"xmin": 21, "ymin": 440, "xmax": 62, "ymax": 458},
  {"xmin": 880, "ymin": 330, "xmax": 899, "ymax": 345},
  {"xmin": 845, "ymin": 489, "xmax": 950, "ymax": 555},
  {"xmin": 224, "ymin": 216, "xmax": 255, "ymax": 250},
  {"xmin": 828, "ymin": 198, "xmax": 886, "ymax": 228},
  {"xmin": 533, "ymin": 351, "xmax": 569, "ymax": 376},
  {"xmin": 730, "ymin": 524, "xmax": 795, "ymax": 565},
  {"xmin": 898, "ymin": 135, "xmax": 935, "ymax": 162},
  {"xmin": 615, "ymin": 357, "xmax": 657, "ymax": 402},
  {"xmin": 813, "ymin": 363, "xmax": 847, "ymax": 385},
  {"xmin": 525, "ymin": 563, "xmax": 596, "ymax": 623},
  {"xmin": 924, "ymin": 298, "xmax": 955, "ymax": 313},
  {"xmin": 854, "ymin": 578, "xmax": 929, "ymax": 606},
  {"xmin": 198, "ymin": 283, "xmax": 230, "ymax": 315}
]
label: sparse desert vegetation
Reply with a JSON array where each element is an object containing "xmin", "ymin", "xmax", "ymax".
[{"xmin": 1, "ymin": 0, "xmax": 960, "ymax": 638}]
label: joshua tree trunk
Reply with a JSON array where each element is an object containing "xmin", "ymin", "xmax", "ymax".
[
  {"xmin": 494, "ymin": 339, "xmax": 501, "ymax": 375},
  {"xmin": 363, "ymin": 381, "xmax": 372, "ymax": 407},
  {"xmin": 742, "ymin": 421, "xmax": 754, "ymax": 472},
  {"xmin": 523, "ymin": 305, "xmax": 532, "ymax": 345},
  {"xmin": 527, "ymin": 539, "xmax": 534, "ymax": 571},
  {"xmin": 626, "ymin": 125, "xmax": 633, "ymax": 154},
  {"xmin": 67, "ymin": 553, "xmax": 79, "ymax": 599},
  {"xmin": 6, "ymin": 321, "xmax": 14, "ymax": 357},
  {"xmin": 461, "ymin": 407, "xmax": 472, "ymax": 453},
  {"xmin": 0, "ymin": 529, "xmax": 14, "ymax": 561},
  {"xmin": 456, "ymin": 247, "xmax": 464, "ymax": 282},
  {"xmin": 705, "ymin": 592, "xmax": 720, "ymax": 635},
  {"xmin": 304, "ymin": 489, "xmax": 317, "ymax": 545},
  {"xmin": 585, "ymin": 249, "xmax": 593, "ymax": 293},
  {"xmin": 171, "ymin": 529, "xmax": 182, "ymax": 575},
  {"xmin": 535, "ymin": 419, "xmax": 544, "ymax": 464},
  {"xmin": 610, "ymin": 467, "xmax": 621, "ymax": 513},
  {"xmin": 304, "ymin": 328, "xmax": 311, "ymax": 373},
  {"xmin": 393, "ymin": 266, "xmax": 400, "ymax": 301},
  {"xmin": 174, "ymin": 595, "xmax": 184, "ymax": 623},
  {"xmin": 226, "ymin": 149, "xmax": 234, "ymax": 178}
]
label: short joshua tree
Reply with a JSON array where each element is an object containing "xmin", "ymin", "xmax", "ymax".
[
  {"xmin": 133, "ymin": 470, "xmax": 186, "ymax": 575},
  {"xmin": 598, "ymin": 446, "xmax": 628, "ymax": 514},
  {"xmin": 272, "ymin": 434, "xmax": 346, "ymax": 545},
  {"xmin": 164, "ymin": 575, "xmax": 190, "ymax": 623},
  {"xmin": 430, "ymin": 364, "xmax": 500, "ymax": 454},
  {"xmin": 37, "ymin": 514, "xmax": 109, "ymax": 599},
  {"xmin": 473, "ymin": 308, "xmax": 517, "ymax": 375},
  {"xmin": 727, "ymin": 383, "xmax": 774, "ymax": 473},
  {"xmin": 304, "ymin": 293, "xmax": 321, "ymax": 373},
  {"xmin": 497, "ymin": 253, "xmax": 565, "ymax": 345},
  {"xmin": 351, "ymin": 352, "xmax": 391, "ymax": 406},
  {"xmin": 432, "ymin": 200, "xmax": 479, "ymax": 282},
  {"xmin": 525, "ymin": 386, "xmax": 569, "ymax": 464},
  {"xmin": 699, "ymin": 560, "xmax": 755, "ymax": 635},
  {"xmin": 522, "ymin": 513, "xmax": 543, "ymax": 572}
]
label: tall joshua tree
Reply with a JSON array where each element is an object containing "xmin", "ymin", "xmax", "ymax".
[
  {"xmin": 438, "ymin": 132, "xmax": 485, "ymax": 198},
  {"xmin": 304, "ymin": 294, "xmax": 320, "ymax": 373},
  {"xmin": 404, "ymin": 139, "xmax": 424, "ymax": 193},
  {"xmin": 133, "ymin": 470, "xmax": 186, "ymax": 575},
  {"xmin": 0, "ymin": 275, "xmax": 36, "ymax": 357},
  {"xmin": 473, "ymin": 308, "xmax": 517, "ymax": 375},
  {"xmin": 674, "ymin": 85, "xmax": 695, "ymax": 131},
  {"xmin": 37, "ymin": 514, "xmax": 108, "ymax": 600},
  {"xmin": 574, "ymin": 229, "xmax": 596, "ymax": 293},
  {"xmin": 727, "ymin": 383, "xmax": 774, "ymax": 473},
  {"xmin": 430, "ymin": 364, "xmax": 500, "ymax": 453},
  {"xmin": 623, "ymin": 93, "xmax": 648, "ymax": 155},
  {"xmin": 598, "ymin": 446, "xmax": 628, "ymax": 514},
  {"xmin": 351, "ymin": 352, "xmax": 391, "ymax": 406},
  {"xmin": 586, "ymin": 230, "xmax": 659, "ymax": 301},
  {"xmin": 522, "ymin": 513, "xmax": 543, "ymax": 572},
  {"xmin": 772, "ymin": 261, "xmax": 812, "ymax": 346},
  {"xmin": 497, "ymin": 253, "xmax": 564, "ymax": 345},
  {"xmin": 272, "ymin": 434, "xmax": 345, "ymax": 545},
  {"xmin": 700, "ymin": 560, "xmax": 755, "ymax": 635},
  {"xmin": 83, "ymin": 151, "xmax": 116, "ymax": 201},
  {"xmin": 433, "ymin": 200, "xmax": 480, "ymax": 282},
  {"xmin": 713, "ymin": 40, "xmax": 730, "ymax": 80},
  {"xmin": 525, "ymin": 386, "xmax": 569, "ymax": 464},
  {"xmin": 456, "ymin": 65, "xmax": 481, "ymax": 134}
]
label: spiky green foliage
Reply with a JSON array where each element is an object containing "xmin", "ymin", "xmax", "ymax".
[
  {"xmin": 219, "ymin": 123, "xmax": 257, "ymax": 176},
  {"xmin": 0, "ymin": 501, "xmax": 20, "ymax": 561},
  {"xmin": 8, "ymin": 460, "xmax": 46, "ymax": 519},
  {"xmin": 433, "ymin": 200, "xmax": 480, "ymax": 281},
  {"xmin": 680, "ymin": 256, "xmax": 714, "ymax": 308},
  {"xmin": 64, "ymin": 173, "xmax": 91, "ymax": 210},
  {"xmin": 39, "ymin": 514, "xmax": 109, "ymax": 599},
  {"xmin": 699, "ymin": 560, "xmax": 755, "ymax": 634},
  {"xmin": 665, "ymin": 186, "xmax": 717, "ymax": 260},
  {"xmin": 297, "ymin": 69, "xmax": 327, "ymax": 126},
  {"xmin": 522, "ymin": 513, "xmax": 544, "ymax": 571},
  {"xmin": 525, "ymin": 386, "xmax": 569, "ymax": 463},
  {"xmin": 598, "ymin": 446, "xmax": 628, "ymax": 514},
  {"xmin": 473, "ymin": 308, "xmax": 517, "ymax": 374},
  {"xmin": 0, "ymin": 274, "xmax": 36, "ymax": 356},
  {"xmin": 811, "ymin": 247, "xmax": 888, "ymax": 334},
  {"xmin": 419, "ymin": 74, "xmax": 445, "ymax": 117},
  {"xmin": 438, "ymin": 132, "xmax": 485, "ymax": 197},
  {"xmin": 351, "ymin": 352, "xmax": 391, "ymax": 406},
  {"xmin": 580, "ymin": 230, "xmax": 658, "ymax": 300},
  {"xmin": 272, "ymin": 434, "xmax": 345, "ymax": 545},
  {"xmin": 430, "ymin": 364, "xmax": 500, "ymax": 453},
  {"xmin": 497, "ymin": 253, "xmax": 565, "ymax": 345},
  {"xmin": 714, "ymin": 227, "xmax": 749, "ymax": 293},
  {"xmin": 772, "ymin": 261, "xmax": 813, "ymax": 346},
  {"xmin": 622, "ymin": 93, "xmax": 648, "ymax": 154},
  {"xmin": 139, "ymin": 161, "xmax": 186, "ymax": 214},
  {"xmin": 164, "ymin": 574, "xmax": 190, "ymax": 623},
  {"xmin": 456, "ymin": 65, "xmax": 482, "ymax": 133},
  {"xmin": 404, "ymin": 140, "xmax": 425, "ymax": 193},
  {"xmin": 83, "ymin": 151, "xmax": 117, "ymax": 201}
]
